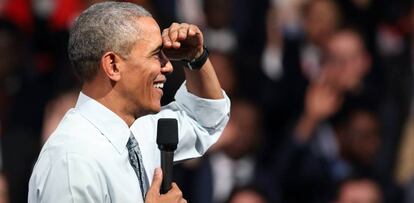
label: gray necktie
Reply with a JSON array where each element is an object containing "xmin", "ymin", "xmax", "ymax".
[{"xmin": 126, "ymin": 133, "xmax": 149, "ymax": 200}]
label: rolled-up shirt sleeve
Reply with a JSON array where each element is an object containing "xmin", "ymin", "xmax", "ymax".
[{"xmin": 146, "ymin": 82, "xmax": 231, "ymax": 161}]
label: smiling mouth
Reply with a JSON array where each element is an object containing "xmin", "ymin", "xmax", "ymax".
[{"xmin": 153, "ymin": 82, "xmax": 164, "ymax": 89}]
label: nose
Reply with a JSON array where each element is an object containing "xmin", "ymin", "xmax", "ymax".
[{"xmin": 160, "ymin": 51, "xmax": 173, "ymax": 74}]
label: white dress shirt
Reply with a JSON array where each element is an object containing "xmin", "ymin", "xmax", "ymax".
[{"xmin": 28, "ymin": 83, "xmax": 230, "ymax": 203}]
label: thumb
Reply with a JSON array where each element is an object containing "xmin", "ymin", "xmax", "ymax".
[{"xmin": 148, "ymin": 168, "xmax": 163, "ymax": 195}]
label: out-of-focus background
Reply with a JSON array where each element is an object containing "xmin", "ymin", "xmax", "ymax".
[{"xmin": 0, "ymin": 0, "xmax": 413, "ymax": 202}]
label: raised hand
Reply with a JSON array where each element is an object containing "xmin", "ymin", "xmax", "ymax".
[
  {"xmin": 161, "ymin": 23, "xmax": 204, "ymax": 61},
  {"xmin": 304, "ymin": 80, "xmax": 343, "ymax": 122},
  {"xmin": 295, "ymin": 77, "xmax": 343, "ymax": 142}
]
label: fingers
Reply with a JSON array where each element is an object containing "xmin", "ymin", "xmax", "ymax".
[
  {"xmin": 147, "ymin": 168, "xmax": 162, "ymax": 196},
  {"xmin": 162, "ymin": 23, "xmax": 201, "ymax": 49},
  {"xmin": 145, "ymin": 171, "xmax": 187, "ymax": 203},
  {"xmin": 162, "ymin": 29, "xmax": 172, "ymax": 47},
  {"xmin": 167, "ymin": 183, "xmax": 183, "ymax": 197},
  {"xmin": 165, "ymin": 182, "xmax": 185, "ymax": 202}
]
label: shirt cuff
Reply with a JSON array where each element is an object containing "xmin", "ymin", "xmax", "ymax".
[{"xmin": 174, "ymin": 82, "xmax": 231, "ymax": 128}]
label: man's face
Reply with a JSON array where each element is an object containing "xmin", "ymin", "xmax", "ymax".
[
  {"xmin": 323, "ymin": 32, "xmax": 370, "ymax": 91},
  {"xmin": 117, "ymin": 17, "xmax": 172, "ymax": 117},
  {"xmin": 347, "ymin": 111, "xmax": 380, "ymax": 165},
  {"xmin": 305, "ymin": 0, "xmax": 340, "ymax": 46}
]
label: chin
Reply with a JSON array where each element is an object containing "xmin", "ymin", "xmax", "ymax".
[
  {"xmin": 152, "ymin": 106, "xmax": 161, "ymax": 113},
  {"xmin": 147, "ymin": 103, "xmax": 161, "ymax": 114}
]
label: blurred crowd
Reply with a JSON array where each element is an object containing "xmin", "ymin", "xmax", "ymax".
[{"xmin": 0, "ymin": 0, "xmax": 412, "ymax": 202}]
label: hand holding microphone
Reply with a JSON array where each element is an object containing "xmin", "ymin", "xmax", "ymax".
[
  {"xmin": 145, "ymin": 168, "xmax": 187, "ymax": 203},
  {"xmin": 144, "ymin": 118, "xmax": 186, "ymax": 203}
]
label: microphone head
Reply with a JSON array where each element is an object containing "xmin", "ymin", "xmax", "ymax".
[{"xmin": 157, "ymin": 118, "xmax": 178, "ymax": 151}]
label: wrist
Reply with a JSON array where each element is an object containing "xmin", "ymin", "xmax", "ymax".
[
  {"xmin": 194, "ymin": 46, "xmax": 204, "ymax": 59},
  {"xmin": 295, "ymin": 115, "xmax": 319, "ymax": 143},
  {"xmin": 303, "ymin": 111, "xmax": 322, "ymax": 124},
  {"xmin": 183, "ymin": 46, "xmax": 209, "ymax": 70}
]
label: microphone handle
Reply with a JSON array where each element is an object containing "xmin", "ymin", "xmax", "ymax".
[{"xmin": 160, "ymin": 151, "xmax": 174, "ymax": 194}]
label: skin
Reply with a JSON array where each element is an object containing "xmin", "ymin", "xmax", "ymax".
[
  {"xmin": 323, "ymin": 31, "xmax": 371, "ymax": 92},
  {"xmin": 336, "ymin": 180, "xmax": 382, "ymax": 203},
  {"xmin": 229, "ymin": 190, "xmax": 267, "ymax": 203},
  {"xmin": 0, "ymin": 175, "xmax": 8, "ymax": 203},
  {"xmin": 304, "ymin": 0, "xmax": 341, "ymax": 47},
  {"xmin": 82, "ymin": 16, "xmax": 224, "ymax": 203},
  {"xmin": 295, "ymin": 77, "xmax": 343, "ymax": 142},
  {"xmin": 294, "ymin": 30, "xmax": 370, "ymax": 142},
  {"xmin": 338, "ymin": 111, "xmax": 380, "ymax": 165}
]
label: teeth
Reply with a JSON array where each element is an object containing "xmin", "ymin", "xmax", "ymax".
[{"xmin": 153, "ymin": 83, "xmax": 164, "ymax": 89}]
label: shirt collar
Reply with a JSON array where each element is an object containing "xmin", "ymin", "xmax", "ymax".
[{"xmin": 75, "ymin": 92, "xmax": 130, "ymax": 154}]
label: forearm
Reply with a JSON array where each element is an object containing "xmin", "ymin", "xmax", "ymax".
[
  {"xmin": 184, "ymin": 58, "xmax": 224, "ymax": 99},
  {"xmin": 294, "ymin": 114, "xmax": 319, "ymax": 143}
]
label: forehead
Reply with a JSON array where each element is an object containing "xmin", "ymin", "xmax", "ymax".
[
  {"xmin": 328, "ymin": 32, "xmax": 363, "ymax": 52},
  {"xmin": 134, "ymin": 17, "xmax": 162, "ymax": 49}
]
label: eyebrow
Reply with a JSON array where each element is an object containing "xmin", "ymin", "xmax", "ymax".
[{"xmin": 150, "ymin": 44, "xmax": 163, "ymax": 55}]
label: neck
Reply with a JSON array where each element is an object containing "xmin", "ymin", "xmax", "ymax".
[{"xmin": 82, "ymin": 77, "xmax": 136, "ymax": 127}]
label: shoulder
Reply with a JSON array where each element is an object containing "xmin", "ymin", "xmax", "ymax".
[{"xmin": 39, "ymin": 109, "xmax": 114, "ymax": 165}]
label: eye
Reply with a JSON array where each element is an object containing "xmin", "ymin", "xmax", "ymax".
[{"xmin": 153, "ymin": 51, "xmax": 161, "ymax": 59}]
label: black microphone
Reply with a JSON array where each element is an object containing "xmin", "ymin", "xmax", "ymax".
[{"xmin": 156, "ymin": 118, "xmax": 178, "ymax": 194}]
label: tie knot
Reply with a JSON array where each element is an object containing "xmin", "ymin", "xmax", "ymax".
[{"xmin": 126, "ymin": 134, "xmax": 139, "ymax": 150}]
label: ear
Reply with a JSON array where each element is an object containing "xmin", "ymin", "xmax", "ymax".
[{"xmin": 101, "ymin": 52, "xmax": 122, "ymax": 82}]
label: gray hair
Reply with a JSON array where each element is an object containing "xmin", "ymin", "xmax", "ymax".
[{"xmin": 68, "ymin": 1, "xmax": 152, "ymax": 82}]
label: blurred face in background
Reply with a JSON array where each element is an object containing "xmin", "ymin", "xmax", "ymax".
[
  {"xmin": 0, "ymin": 29, "xmax": 19, "ymax": 80},
  {"xmin": 322, "ymin": 31, "xmax": 371, "ymax": 92},
  {"xmin": 210, "ymin": 100, "xmax": 261, "ymax": 159},
  {"xmin": 203, "ymin": 0, "xmax": 232, "ymax": 29},
  {"xmin": 351, "ymin": 0, "xmax": 372, "ymax": 9},
  {"xmin": 336, "ymin": 179, "xmax": 382, "ymax": 203},
  {"xmin": 304, "ymin": 0, "xmax": 341, "ymax": 46},
  {"xmin": 229, "ymin": 190, "xmax": 267, "ymax": 203},
  {"xmin": 337, "ymin": 110, "xmax": 380, "ymax": 166},
  {"xmin": 210, "ymin": 52, "xmax": 237, "ymax": 95}
]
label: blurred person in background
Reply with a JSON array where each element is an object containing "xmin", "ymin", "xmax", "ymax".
[
  {"xmin": 321, "ymin": 29, "xmax": 371, "ymax": 93},
  {"xmin": 405, "ymin": 176, "xmax": 414, "ymax": 203},
  {"xmin": 257, "ymin": 27, "xmax": 398, "ymax": 202},
  {"xmin": 176, "ymin": 0, "xmax": 237, "ymax": 53},
  {"xmin": 0, "ymin": 21, "xmax": 24, "ymax": 129},
  {"xmin": 0, "ymin": 19, "xmax": 46, "ymax": 203},
  {"xmin": 259, "ymin": 0, "xmax": 343, "ymax": 157},
  {"xmin": 396, "ymin": 6, "xmax": 414, "ymax": 202},
  {"xmin": 208, "ymin": 51, "xmax": 238, "ymax": 97},
  {"xmin": 209, "ymin": 100, "xmax": 263, "ymax": 203},
  {"xmin": 334, "ymin": 177, "xmax": 383, "ymax": 203},
  {"xmin": 41, "ymin": 91, "xmax": 78, "ymax": 143},
  {"xmin": 175, "ymin": 99, "xmax": 263, "ymax": 203},
  {"xmin": 0, "ymin": 173, "xmax": 9, "ymax": 203},
  {"xmin": 202, "ymin": 0, "xmax": 236, "ymax": 53},
  {"xmin": 380, "ymin": 0, "xmax": 414, "ymax": 189},
  {"xmin": 226, "ymin": 186, "xmax": 268, "ymax": 203},
  {"xmin": 263, "ymin": 104, "xmax": 386, "ymax": 202}
]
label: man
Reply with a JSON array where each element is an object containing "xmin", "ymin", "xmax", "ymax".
[{"xmin": 28, "ymin": 1, "xmax": 230, "ymax": 203}]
